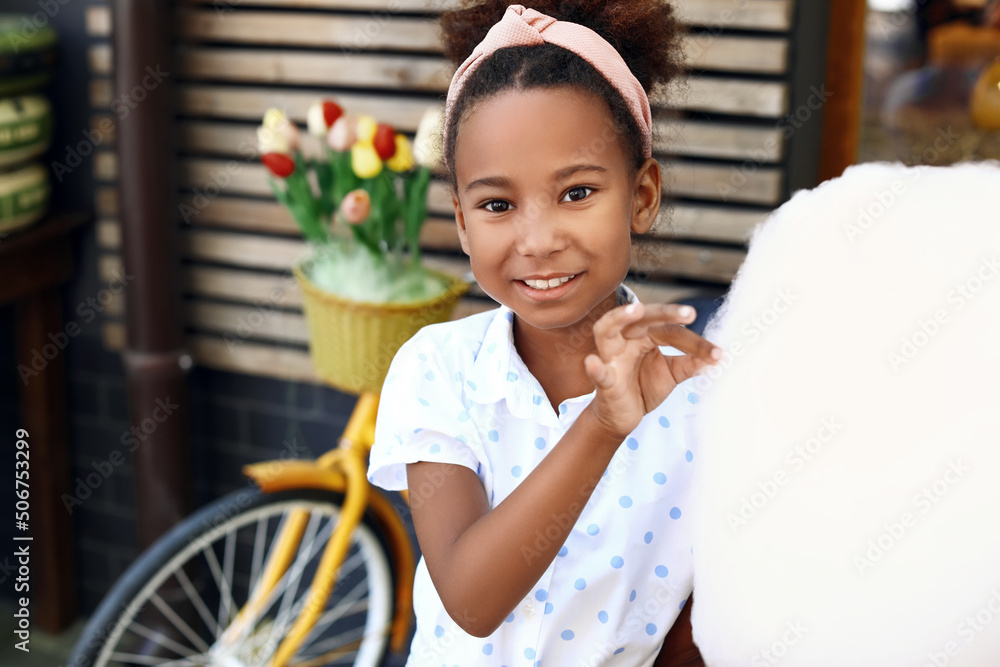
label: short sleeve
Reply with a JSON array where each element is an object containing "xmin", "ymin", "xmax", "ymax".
[{"xmin": 367, "ymin": 330, "xmax": 486, "ymax": 492}]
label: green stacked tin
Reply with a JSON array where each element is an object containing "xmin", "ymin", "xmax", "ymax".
[{"xmin": 0, "ymin": 14, "xmax": 56, "ymax": 235}]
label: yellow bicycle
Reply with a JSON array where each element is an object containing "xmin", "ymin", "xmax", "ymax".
[{"xmin": 70, "ymin": 391, "xmax": 416, "ymax": 667}]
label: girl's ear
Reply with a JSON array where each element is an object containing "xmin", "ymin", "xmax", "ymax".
[
  {"xmin": 453, "ymin": 193, "xmax": 472, "ymax": 256},
  {"xmin": 630, "ymin": 157, "xmax": 662, "ymax": 234}
]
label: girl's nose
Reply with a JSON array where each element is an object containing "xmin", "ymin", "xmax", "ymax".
[{"xmin": 513, "ymin": 206, "xmax": 567, "ymax": 258}]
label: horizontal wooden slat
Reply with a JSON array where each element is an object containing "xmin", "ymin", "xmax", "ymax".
[
  {"xmin": 96, "ymin": 186, "xmax": 118, "ymax": 218},
  {"xmin": 96, "ymin": 219, "xmax": 121, "ymax": 249},
  {"xmin": 177, "ymin": 0, "xmax": 462, "ymax": 11},
  {"xmin": 86, "ymin": 6, "xmax": 111, "ymax": 37},
  {"xmin": 183, "ymin": 265, "xmax": 303, "ymax": 307},
  {"xmin": 653, "ymin": 204, "xmax": 765, "ymax": 244},
  {"xmin": 633, "ymin": 241, "xmax": 746, "ymax": 283},
  {"xmin": 178, "ymin": 116, "xmax": 783, "ymax": 165},
  {"xmin": 665, "ymin": 161, "xmax": 783, "ymax": 206},
  {"xmin": 176, "ymin": 10, "xmax": 785, "ymax": 74},
  {"xmin": 683, "ymin": 34, "xmax": 787, "ymax": 74},
  {"xmin": 178, "ymin": 47, "xmax": 453, "ymax": 91},
  {"xmin": 673, "ymin": 0, "xmax": 793, "ymax": 31},
  {"xmin": 92, "ymin": 114, "xmax": 116, "ymax": 145},
  {"xmin": 187, "ymin": 301, "xmax": 309, "ymax": 343},
  {"xmin": 656, "ymin": 119, "xmax": 784, "ymax": 162},
  {"xmin": 180, "ymin": 157, "xmax": 781, "ymax": 213},
  {"xmin": 89, "ymin": 44, "xmax": 111, "ymax": 75},
  {"xmin": 178, "ymin": 84, "xmax": 438, "ymax": 128},
  {"xmin": 175, "ymin": 0, "xmax": 792, "ymax": 32},
  {"xmin": 90, "ymin": 79, "xmax": 112, "ymax": 108},
  {"xmin": 665, "ymin": 77, "xmax": 788, "ymax": 117},
  {"xmin": 177, "ymin": 9, "xmax": 443, "ymax": 51},
  {"xmin": 95, "ymin": 150, "xmax": 117, "ymax": 181}
]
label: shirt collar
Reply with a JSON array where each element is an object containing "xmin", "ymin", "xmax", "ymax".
[{"xmin": 465, "ymin": 284, "xmax": 639, "ymax": 421}]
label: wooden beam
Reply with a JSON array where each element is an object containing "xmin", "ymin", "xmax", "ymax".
[{"xmin": 818, "ymin": 0, "xmax": 866, "ymax": 182}]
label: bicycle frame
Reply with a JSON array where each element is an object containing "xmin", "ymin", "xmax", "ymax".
[{"xmin": 220, "ymin": 391, "xmax": 415, "ymax": 666}]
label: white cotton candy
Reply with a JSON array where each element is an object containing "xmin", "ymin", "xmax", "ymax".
[{"xmin": 688, "ymin": 161, "xmax": 1000, "ymax": 667}]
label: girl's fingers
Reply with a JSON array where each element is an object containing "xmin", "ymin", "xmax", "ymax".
[
  {"xmin": 584, "ymin": 353, "xmax": 614, "ymax": 389},
  {"xmin": 592, "ymin": 302, "xmax": 647, "ymax": 356},
  {"xmin": 644, "ymin": 323, "xmax": 722, "ymax": 364}
]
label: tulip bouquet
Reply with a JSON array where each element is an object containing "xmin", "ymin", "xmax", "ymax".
[{"xmin": 257, "ymin": 100, "xmax": 448, "ymax": 304}]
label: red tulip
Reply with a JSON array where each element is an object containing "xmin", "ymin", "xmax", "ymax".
[
  {"xmin": 323, "ymin": 101, "xmax": 344, "ymax": 128},
  {"xmin": 372, "ymin": 123, "xmax": 397, "ymax": 160},
  {"xmin": 261, "ymin": 152, "xmax": 295, "ymax": 178}
]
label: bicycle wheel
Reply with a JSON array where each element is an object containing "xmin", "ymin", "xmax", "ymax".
[{"xmin": 69, "ymin": 487, "xmax": 396, "ymax": 667}]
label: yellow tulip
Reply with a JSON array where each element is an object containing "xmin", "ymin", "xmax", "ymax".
[
  {"xmin": 386, "ymin": 134, "xmax": 415, "ymax": 172},
  {"xmin": 413, "ymin": 105, "xmax": 444, "ymax": 169},
  {"xmin": 356, "ymin": 115, "xmax": 378, "ymax": 144},
  {"xmin": 351, "ymin": 142, "xmax": 382, "ymax": 179}
]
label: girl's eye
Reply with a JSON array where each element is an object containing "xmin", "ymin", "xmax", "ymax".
[
  {"xmin": 483, "ymin": 200, "xmax": 512, "ymax": 213},
  {"xmin": 562, "ymin": 186, "xmax": 593, "ymax": 203}
]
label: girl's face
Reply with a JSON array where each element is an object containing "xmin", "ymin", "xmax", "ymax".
[{"xmin": 451, "ymin": 86, "xmax": 659, "ymax": 335}]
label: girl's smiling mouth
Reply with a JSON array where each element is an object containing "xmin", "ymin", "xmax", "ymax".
[{"xmin": 516, "ymin": 273, "xmax": 581, "ymax": 298}]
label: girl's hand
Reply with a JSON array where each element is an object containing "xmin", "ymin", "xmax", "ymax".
[{"xmin": 584, "ymin": 302, "xmax": 721, "ymax": 439}]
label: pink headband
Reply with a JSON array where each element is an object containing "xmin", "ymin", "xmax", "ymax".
[{"xmin": 443, "ymin": 4, "xmax": 653, "ymax": 167}]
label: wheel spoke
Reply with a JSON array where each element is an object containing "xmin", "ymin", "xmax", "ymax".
[
  {"xmin": 124, "ymin": 620, "xmax": 203, "ymax": 659},
  {"xmin": 173, "ymin": 567, "xmax": 220, "ymax": 640},
  {"xmin": 149, "ymin": 592, "xmax": 212, "ymax": 654}
]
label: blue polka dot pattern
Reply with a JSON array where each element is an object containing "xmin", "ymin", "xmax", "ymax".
[
  {"xmin": 511, "ymin": 465, "xmax": 522, "ymax": 477},
  {"xmin": 646, "ymin": 623, "xmax": 657, "ymax": 635},
  {"xmin": 466, "ymin": 380, "xmax": 477, "ymax": 390},
  {"xmin": 417, "ymin": 352, "xmax": 427, "ymax": 361},
  {"xmin": 544, "ymin": 602, "xmax": 553, "ymax": 614},
  {"xmin": 532, "ymin": 394, "xmax": 543, "ymax": 405},
  {"xmin": 598, "ymin": 610, "xmax": 609, "ymax": 623},
  {"xmin": 658, "ymin": 416, "xmax": 670, "ymax": 428},
  {"xmin": 574, "ymin": 578, "xmax": 586, "ymax": 590},
  {"xmin": 586, "ymin": 524, "xmax": 599, "ymax": 536},
  {"xmin": 559, "ymin": 403, "xmax": 567, "ymax": 414},
  {"xmin": 654, "ymin": 472, "xmax": 667, "ymax": 484},
  {"xmin": 457, "ymin": 410, "xmax": 470, "ymax": 422},
  {"xmin": 626, "ymin": 437, "xmax": 638, "ymax": 450},
  {"xmin": 644, "ymin": 531, "xmax": 653, "ymax": 544},
  {"xmin": 558, "ymin": 545, "xmax": 568, "ymax": 557},
  {"xmin": 680, "ymin": 598, "xmax": 687, "ymax": 611},
  {"xmin": 614, "ymin": 648, "xmax": 625, "ymax": 655},
  {"xmin": 687, "ymin": 392, "xmax": 699, "ymax": 404},
  {"xmin": 670, "ymin": 507, "xmax": 682, "ymax": 520},
  {"xmin": 507, "ymin": 372, "xmax": 518, "ymax": 382},
  {"xmin": 524, "ymin": 647, "xmax": 535, "ymax": 659},
  {"xmin": 418, "ymin": 397, "xmax": 430, "ymax": 406},
  {"xmin": 483, "ymin": 643, "xmax": 493, "ymax": 655},
  {"xmin": 685, "ymin": 450, "xmax": 693, "ymax": 462},
  {"xmin": 535, "ymin": 589, "xmax": 547, "ymax": 601},
  {"xmin": 429, "ymin": 443, "xmax": 441, "ymax": 454},
  {"xmin": 629, "ymin": 589, "xmax": 636, "ymax": 602},
  {"xmin": 611, "ymin": 556, "xmax": 624, "ymax": 568},
  {"xmin": 561, "ymin": 630, "xmax": 575, "ymax": 640},
  {"xmin": 487, "ymin": 342, "xmax": 497, "ymax": 353},
  {"xmin": 619, "ymin": 496, "xmax": 633, "ymax": 508},
  {"xmin": 434, "ymin": 625, "xmax": 445, "ymax": 638},
  {"xmin": 488, "ymin": 429, "xmax": 499, "ymax": 442},
  {"xmin": 505, "ymin": 613, "xmax": 514, "ymax": 623},
  {"xmin": 535, "ymin": 437, "xmax": 546, "ymax": 450},
  {"xmin": 425, "ymin": 370, "xmax": 435, "ymax": 380},
  {"xmin": 655, "ymin": 565, "xmax": 669, "ymax": 578}
]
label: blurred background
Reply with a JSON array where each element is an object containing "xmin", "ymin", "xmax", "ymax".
[{"xmin": 0, "ymin": 0, "xmax": 997, "ymax": 664}]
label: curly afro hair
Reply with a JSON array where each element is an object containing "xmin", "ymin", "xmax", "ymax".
[{"xmin": 439, "ymin": 0, "xmax": 685, "ymax": 193}]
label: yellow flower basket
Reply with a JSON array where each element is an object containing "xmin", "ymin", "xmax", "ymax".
[{"xmin": 294, "ymin": 263, "xmax": 469, "ymax": 395}]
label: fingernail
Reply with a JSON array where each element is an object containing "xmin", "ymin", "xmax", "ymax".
[
  {"xmin": 626, "ymin": 302, "xmax": 640, "ymax": 314},
  {"xmin": 711, "ymin": 347, "xmax": 723, "ymax": 360},
  {"xmin": 678, "ymin": 306, "xmax": 694, "ymax": 318}
]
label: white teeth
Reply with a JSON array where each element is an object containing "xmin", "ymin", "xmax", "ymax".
[{"xmin": 523, "ymin": 275, "xmax": 574, "ymax": 290}]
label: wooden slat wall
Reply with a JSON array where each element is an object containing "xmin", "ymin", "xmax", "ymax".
[{"xmin": 86, "ymin": 0, "xmax": 800, "ymax": 381}]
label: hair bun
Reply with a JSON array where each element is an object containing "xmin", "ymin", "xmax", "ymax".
[{"xmin": 440, "ymin": 0, "xmax": 685, "ymax": 94}]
